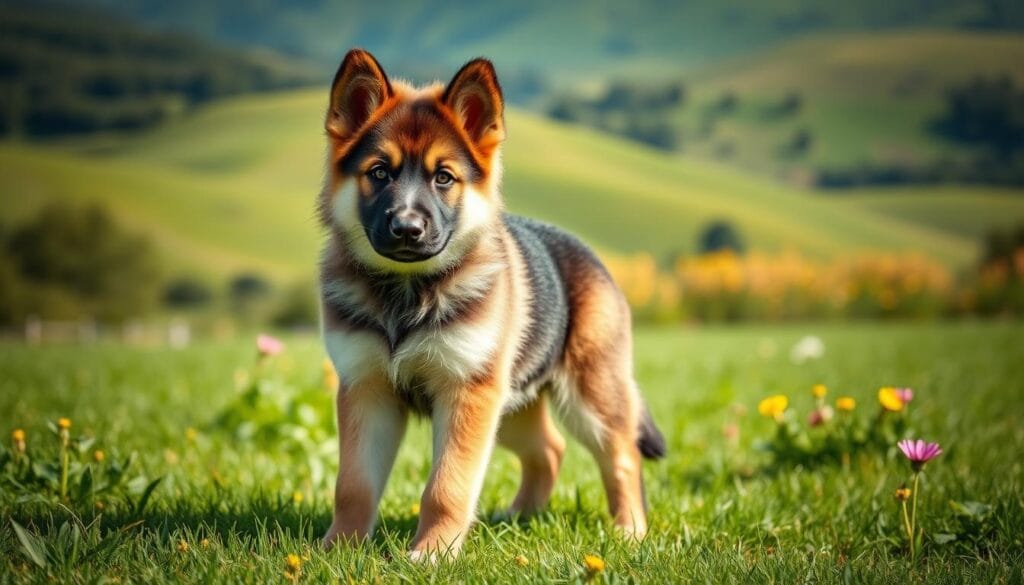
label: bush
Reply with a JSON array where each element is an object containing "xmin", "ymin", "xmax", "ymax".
[
  {"xmin": 932, "ymin": 76, "xmax": 1024, "ymax": 157},
  {"xmin": 271, "ymin": 281, "xmax": 319, "ymax": 328},
  {"xmin": 162, "ymin": 276, "xmax": 213, "ymax": 309},
  {"xmin": 698, "ymin": 220, "xmax": 746, "ymax": 255},
  {"xmin": 1, "ymin": 203, "xmax": 161, "ymax": 324}
]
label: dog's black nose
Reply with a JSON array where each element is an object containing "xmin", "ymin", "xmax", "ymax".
[{"xmin": 388, "ymin": 211, "xmax": 425, "ymax": 241}]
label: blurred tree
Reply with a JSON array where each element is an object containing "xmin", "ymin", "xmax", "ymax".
[
  {"xmin": 271, "ymin": 281, "xmax": 319, "ymax": 328},
  {"xmin": 228, "ymin": 271, "xmax": 272, "ymax": 321},
  {"xmin": 3, "ymin": 203, "xmax": 161, "ymax": 322},
  {"xmin": 163, "ymin": 276, "xmax": 213, "ymax": 309},
  {"xmin": 698, "ymin": 220, "xmax": 746, "ymax": 254},
  {"xmin": 932, "ymin": 76, "xmax": 1024, "ymax": 156}
]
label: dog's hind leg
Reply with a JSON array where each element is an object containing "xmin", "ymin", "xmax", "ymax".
[
  {"xmin": 555, "ymin": 282, "xmax": 651, "ymax": 538},
  {"xmin": 496, "ymin": 393, "xmax": 566, "ymax": 516}
]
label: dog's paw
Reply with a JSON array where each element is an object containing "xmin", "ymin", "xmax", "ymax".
[{"xmin": 407, "ymin": 549, "xmax": 439, "ymax": 564}]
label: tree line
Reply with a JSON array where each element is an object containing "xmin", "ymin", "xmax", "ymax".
[{"xmin": 0, "ymin": 3, "xmax": 318, "ymax": 138}]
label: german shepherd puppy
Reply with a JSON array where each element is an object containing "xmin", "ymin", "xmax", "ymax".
[{"xmin": 319, "ymin": 49, "xmax": 665, "ymax": 558}]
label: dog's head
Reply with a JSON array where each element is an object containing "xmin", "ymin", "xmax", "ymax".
[{"xmin": 320, "ymin": 49, "xmax": 505, "ymax": 274}]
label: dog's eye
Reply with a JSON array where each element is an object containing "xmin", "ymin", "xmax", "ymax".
[
  {"xmin": 434, "ymin": 170, "xmax": 454, "ymax": 186},
  {"xmin": 369, "ymin": 166, "xmax": 390, "ymax": 181}
]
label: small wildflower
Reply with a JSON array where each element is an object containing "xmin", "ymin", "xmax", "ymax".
[
  {"xmin": 185, "ymin": 427, "xmax": 199, "ymax": 442},
  {"xmin": 177, "ymin": 539, "xmax": 189, "ymax": 553},
  {"xmin": 812, "ymin": 384, "xmax": 827, "ymax": 398},
  {"xmin": 583, "ymin": 554, "xmax": 605, "ymax": 574},
  {"xmin": 808, "ymin": 406, "xmax": 834, "ymax": 427},
  {"xmin": 200, "ymin": 538, "xmax": 210, "ymax": 549},
  {"xmin": 292, "ymin": 491, "xmax": 304, "ymax": 504},
  {"xmin": 895, "ymin": 387, "xmax": 914, "ymax": 404},
  {"xmin": 323, "ymin": 358, "xmax": 339, "ymax": 392},
  {"xmin": 57, "ymin": 418, "xmax": 72, "ymax": 430},
  {"xmin": 894, "ymin": 487, "xmax": 912, "ymax": 501},
  {"xmin": 11, "ymin": 429, "xmax": 26, "ymax": 453},
  {"xmin": 757, "ymin": 395, "xmax": 788, "ymax": 419},
  {"xmin": 722, "ymin": 423, "xmax": 739, "ymax": 442},
  {"xmin": 285, "ymin": 553, "xmax": 302, "ymax": 574},
  {"xmin": 92, "ymin": 450, "xmax": 105, "ymax": 462},
  {"xmin": 898, "ymin": 439, "xmax": 942, "ymax": 471},
  {"xmin": 256, "ymin": 333, "xmax": 285, "ymax": 357},
  {"xmin": 514, "ymin": 554, "xmax": 529, "ymax": 567},
  {"xmin": 836, "ymin": 397, "xmax": 856, "ymax": 412},
  {"xmin": 410, "ymin": 502, "xmax": 421, "ymax": 515},
  {"xmin": 878, "ymin": 387, "xmax": 905, "ymax": 412}
]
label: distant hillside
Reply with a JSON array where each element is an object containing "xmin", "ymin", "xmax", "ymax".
[
  {"xmin": 3, "ymin": 89, "xmax": 1020, "ymax": 288},
  {"xmin": 551, "ymin": 31, "xmax": 1024, "ymax": 187},
  {"xmin": 0, "ymin": 3, "xmax": 318, "ymax": 138},
  {"xmin": 61, "ymin": 0, "xmax": 1024, "ymax": 83}
]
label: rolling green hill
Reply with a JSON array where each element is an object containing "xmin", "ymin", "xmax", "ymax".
[
  {"xmin": 2, "ymin": 88, "xmax": 1021, "ymax": 285},
  {"xmin": 673, "ymin": 31, "xmax": 1024, "ymax": 181}
]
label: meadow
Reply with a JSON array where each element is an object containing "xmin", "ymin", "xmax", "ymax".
[{"xmin": 2, "ymin": 321, "xmax": 1023, "ymax": 582}]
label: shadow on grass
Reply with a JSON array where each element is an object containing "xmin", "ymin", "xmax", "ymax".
[{"xmin": 5, "ymin": 493, "xmax": 546, "ymax": 552}]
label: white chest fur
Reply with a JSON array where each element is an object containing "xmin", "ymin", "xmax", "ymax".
[{"xmin": 323, "ymin": 317, "xmax": 500, "ymax": 393}]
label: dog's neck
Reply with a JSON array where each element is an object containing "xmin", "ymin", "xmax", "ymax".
[{"xmin": 321, "ymin": 222, "xmax": 505, "ymax": 351}]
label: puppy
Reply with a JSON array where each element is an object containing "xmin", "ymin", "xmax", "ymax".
[{"xmin": 319, "ymin": 49, "xmax": 665, "ymax": 558}]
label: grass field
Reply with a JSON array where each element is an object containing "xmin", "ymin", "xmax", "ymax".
[
  {"xmin": 2, "ymin": 321, "xmax": 1023, "ymax": 582},
  {"xmin": 3, "ymin": 86, "xmax": 1022, "ymax": 287}
]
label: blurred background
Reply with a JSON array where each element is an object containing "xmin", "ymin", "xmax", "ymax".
[{"xmin": 2, "ymin": 0, "xmax": 1023, "ymax": 342}]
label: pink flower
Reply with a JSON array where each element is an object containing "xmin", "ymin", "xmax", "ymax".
[
  {"xmin": 256, "ymin": 334, "xmax": 284, "ymax": 357},
  {"xmin": 895, "ymin": 387, "xmax": 914, "ymax": 404},
  {"xmin": 808, "ymin": 406, "xmax": 834, "ymax": 427},
  {"xmin": 898, "ymin": 439, "xmax": 942, "ymax": 471}
]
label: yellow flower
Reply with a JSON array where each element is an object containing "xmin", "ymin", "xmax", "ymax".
[
  {"xmin": 894, "ymin": 487, "xmax": 912, "ymax": 502},
  {"xmin": 177, "ymin": 539, "xmax": 189, "ymax": 553},
  {"xmin": 514, "ymin": 554, "xmax": 529, "ymax": 567},
  {"xmin": 200, "ymin": 538, "xmax": 210, "ymax": 549},
  {"xmin": 878, "ymin": 387, "xmax": 905, "ymax": 412},
  {"xmin": 410, "ymin": 502, "xmax": 421, "ymax": 515},
  {"xmin": 185, "ymin": 427, "xmax": 199, "ymax": 442},
  {"xmin": 292, "ymin": 491, "xmax": 304, "ymax": 504},
  {"xmin": 836, "ymin": 397, "xmax": 856, "ymax": 412},
  {"xmin": 583, "ymin": 554, "xmax": 605, "ymax": 574},
  {"xmin": 812, "ymin": 384, "xmax": 827, "ymax": 398},
  {"xmin": 12, "ymin": 429, "xmax": 25, "ymax": 442},
  {"xmin": 93, "ymin": 450, "xmax": 105, "ymax": 462},
  {"xmin": 285, "ymin": 553, "xmax": 302, "ymax": 572},
  {"xmin": 323, "ymin": 358, "xmax": 339, "ymax": 392},
  {"xmin": 757, "ymin": 395, "xmax": 789, "ymax": 419},
  {"xmin": 57, "ymin": 418, "xmax": 72, "ymax": 430}
]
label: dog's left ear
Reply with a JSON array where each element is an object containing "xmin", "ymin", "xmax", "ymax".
[{"xmin": 443, "ymin": 58, "xmax": 505, "ymax": 152}]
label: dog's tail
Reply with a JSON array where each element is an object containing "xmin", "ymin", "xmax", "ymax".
[{"xmin": 637, "ymin": 401, "xmax": 667, "ymax": 460}]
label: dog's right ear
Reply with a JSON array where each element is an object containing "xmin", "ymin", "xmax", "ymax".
[{"xmin": 326, "ymin": 49, "xmax": 392, "ymax": 144}]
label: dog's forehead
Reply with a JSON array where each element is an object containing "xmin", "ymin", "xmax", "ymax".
[{"xmin": 379, "ymin": 98, "xmax": 462, "ymax": 158}]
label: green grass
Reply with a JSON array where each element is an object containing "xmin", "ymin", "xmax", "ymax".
[
  {"xmin": 2, "ymin": 86, "xmax": 1016, "ymax": 286},
  {"xmin": 2, "ymin": 322, "xmax": 1023, "ymax": 581}
]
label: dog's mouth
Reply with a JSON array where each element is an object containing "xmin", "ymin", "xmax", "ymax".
[
  {"xmin": 367, "ymin": 229, "xmax": 453, "ymax": 264},
  {"xmin": 380, "ymin": 247, "xmax": 439, "ymax": 263}
]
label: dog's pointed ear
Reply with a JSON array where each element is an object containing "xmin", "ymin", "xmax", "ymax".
[
  {"xmin": 442, "ymin": 58, "xmax": 505, "ymax": 151},
  {"xmin": 326, "ymin": 49, "xmax": 392, "ymax": 142}
]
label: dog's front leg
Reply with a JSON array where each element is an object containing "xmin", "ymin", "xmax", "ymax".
[
  {"xmin": 323, "ymin": 376, "xmax": 407, "ymax": 549},
  {"xmin": 410, "ymin": 378, "xmax": 504, "ymax": 559}
]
